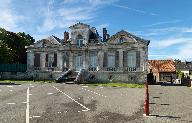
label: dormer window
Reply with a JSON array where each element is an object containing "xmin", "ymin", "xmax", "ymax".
[
  {"xmin": 76, "ymin": 35, "xmax": 84, "ymax": 47},
  {"xmin": 119, "ymin": 37, "xmax": 123, "ymax": 43}
]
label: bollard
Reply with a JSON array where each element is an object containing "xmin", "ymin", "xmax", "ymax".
[{"xmin": 144, "ymin": 80, "xmax": 149, "ymax": 116}]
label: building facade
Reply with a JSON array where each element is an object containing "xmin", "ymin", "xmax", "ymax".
[
  {"xmin": 148, "ymin": 60, "xmax": 176, "ymax": 82},
  {"xmin": 26, "ymin": 22, "xmax": 150, "ymax": 83}
]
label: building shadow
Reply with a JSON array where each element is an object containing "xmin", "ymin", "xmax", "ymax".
[
  {"xmin": 0, "ymin": 82, "xmax": 21, "ymax": 85},
  {"xmin": 150, "ymin": 115, "xmax": 181, "ymax": 119}
]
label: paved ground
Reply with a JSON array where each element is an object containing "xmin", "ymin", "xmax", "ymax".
[
  {"xmin": 0, "ymin": 82, "xmax": 145, "ymax": 123},
  {"xmin": 144, "ymin": 84, "xmax": 192, "ymax": 123}
]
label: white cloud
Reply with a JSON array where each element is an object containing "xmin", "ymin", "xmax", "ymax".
[
  {"xmin": 113, "ymin": 4, "xmax": 159, "ymax": 16},
  {"xmin": 0, "ymin": 0, "xmax": 24, "ymax": 32},
  {"xmin": 182, "ymin": 27, "xmax": 192, "ymax": 33},
  {"xmin": 142, "ymin": 20, "xmax": 182, "ymax": 27},
  {"xmin": 96, "ymin": 24, "xmax": 109, "ymax": 36},
  {"xmin": 37, "ymin": 0, "xmax": 116, "ymax": 33},
  {"xmin": 151, "ymin": 37, "xmax": 191, "ymax": 49},
  {"xmin": 172, "ymin": 41, "xmax": 192, "ymax": 61}
]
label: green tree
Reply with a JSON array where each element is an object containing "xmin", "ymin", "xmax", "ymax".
[{"xmin": 0, "ymin": 27, "xmax": 35, "ymax": 64}]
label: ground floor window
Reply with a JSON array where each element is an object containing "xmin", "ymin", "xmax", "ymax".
[
  {"xmin": 127, "ymin": 51, "xmax": 136, "ymax": 67},
  {"xmin": 75, "ymin": 55, "xmax": 83, "ymax": 70},
  {"xmin": 107, "ymin": 53, "xmax": 115, "ymax": 67},
  {"xmin": 89, "ymin": 53, "xmax": 97, "ymax": 68}
]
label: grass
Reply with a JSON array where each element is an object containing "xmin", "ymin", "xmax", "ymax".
[
  {"xmin": 84, "ymin": 83, "xmax": 145, "ymax": 88},
  {"xmin": 0, "ymin": 80, "xmax": 55, "ymax": 84}
]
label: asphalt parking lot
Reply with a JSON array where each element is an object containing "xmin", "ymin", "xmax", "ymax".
[{"xmin": 0, "ymin": 82, "xmax": 145, "ymax": 123}]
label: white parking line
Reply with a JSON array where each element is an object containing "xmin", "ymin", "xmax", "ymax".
[
  {"xmin": 53, "ymin": 86, "xmax": 90, "ymax": 111},
  {"xmin": 7, "ymin": 103, "xmax": 16, "ymax": 105},
  {"xmin": 82, "ymin": 86, "xmax": 88, "ymax": 88},
  {"xmin": 47, "ymin": 93, "xmax": 53, "ymax": 95},
  {"xmin": 32, "ymin": 116, "xmax": 41, "ymax": 118},
  {"xmin": 26, "ymin": 87, "xmax": 29, "ymax": 123},
  {"xmin": 7, "ymin": 86, "xmax": 13, "ymax": 88},
  {"xmin": 81, "ymin": 88, "xmax": 107, "ymax": 98}
]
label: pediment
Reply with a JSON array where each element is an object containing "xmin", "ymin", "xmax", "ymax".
[
  {"xmin": 34, "ymin": 36, "xmax": 61, "ymax": 47},
  {"xmin": 69, "ymin": 22, "xmax": 90, "ymax": 29},
  {"xmin": 108, "ymin": 30, "xmax": 149, "ymax": 45}
]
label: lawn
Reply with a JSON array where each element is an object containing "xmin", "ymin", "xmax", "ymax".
[{"xmin": 84, "ymin": 83, "xmax": 145, "ymax": 88}]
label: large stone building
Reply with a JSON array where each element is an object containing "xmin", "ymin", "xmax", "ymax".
[{"xmin": 26, "ymin": 22, "xmax": 150, "ymax": 83}]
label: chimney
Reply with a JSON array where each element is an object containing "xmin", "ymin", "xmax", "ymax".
[
  {"xmin": 64, "ymin": 31, "xmax": 69, "ymax": 43},
  {"xmin": 106, "ymin": 34, "xmax": 110, "ymax": 40},
  {"xmin": 103, "ymin": 28, "xmax": 107, "ymax": 42}
]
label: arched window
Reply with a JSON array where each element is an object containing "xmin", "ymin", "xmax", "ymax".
[{"xmin": 76, "ymin": 35, "xmax": 83, "ymax": 47}]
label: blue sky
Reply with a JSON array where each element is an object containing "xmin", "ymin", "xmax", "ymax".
[{"xmin": 1, "ymin": 0, "xmax": 192, "ymax": 61}]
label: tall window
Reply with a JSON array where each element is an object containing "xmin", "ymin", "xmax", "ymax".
[
  {"xmin": 127, "ymin": 51, "xmax": 136, "ymax": 67},
  {"xmin": 76, "ymin": 35, "xmax": 83, "ymax": 47},
  {"xmin": 90, "ymin": 53, "xmax": 97, "ymax": 68},
  {"xmin": 108, "ymin": 53, "xmax": 115, "ymax": 67},
  {"xmin": 75, "ymin": 55, "xmax": 83, "ymax": 70}
]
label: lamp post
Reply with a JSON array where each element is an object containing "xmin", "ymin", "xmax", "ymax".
[{"xmin": 144, "ymin": 80, "xmax": 149, "ymax": 116}]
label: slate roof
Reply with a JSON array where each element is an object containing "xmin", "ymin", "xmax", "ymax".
[
  {"xmin": 109, "ymin": 30, "xmax": 150, "ymax": 45},
  {"xmin": 69, "ymin": 22, "xmax": 90, "ymax": 29},
  {"xmin": 148, "ymin": 60, "xmax": 176, "ymax": 72}
]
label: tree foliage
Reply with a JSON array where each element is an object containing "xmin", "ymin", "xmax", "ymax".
[{"xmin": 0, "ymin": 28, "xmax": 35, "ymax": 64}]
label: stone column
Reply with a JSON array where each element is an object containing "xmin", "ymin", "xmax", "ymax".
[
  {"xmin": 40, "ymin": 53, "xmax": 46, "ymax": 70},
  {"xmin": 27, "ymin": 51, "xmax": 34, "ymax": 71},
  {"xmin": 118, "ymin": 49, "xmax": 124, "ymax": 69},
  {"xmin": 97, "ymin": 51, "xmax": 104, "ymax": 70},
  {"xmin": 57, "ymin": 51, "xmax": 63, "ymax": 71},
  {"xmin": 69, "ymin": 52, "xmax": 73, "ymax": 69}
]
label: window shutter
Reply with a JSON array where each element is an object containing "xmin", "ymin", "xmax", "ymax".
[
  {"xmin": 115, "ymin": 51, "xmax": 119, "ymax": 67},
  {"xmin": 54, "ymin": 53, "xmax": 57, "ymax": 67},
  {"xmin": 103, "ymin": 52, "xmax": 108, "ymax": 67},
  {"xmin": 34, "ymin": 53, "xmax": 40, "ymax": 67},
  {"xmin": 45, "ymin": 54, "xmax": 48, "ymax": 67},
  {"xmin": 136, "ymin": 51, "xmax": 140, "ymax": 68},
  {"xmin": 123, "ymin": 51, "xmax": 127, "ymax": 68}
]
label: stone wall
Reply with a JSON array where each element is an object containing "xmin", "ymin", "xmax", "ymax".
[{"xmin": 89, "ymin": 71, "xmax": 147, "ymax": 83}]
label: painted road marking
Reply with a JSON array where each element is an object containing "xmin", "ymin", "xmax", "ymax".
[
  {"xmin": 29, "ymin": 94, "xmax": 32, "ymax": 96},
  {"xmin": 7, "ymin": 103, "xmax": 16, "ymax": 105},
  {"xmin": 81, "ymin": 88, "xmax": 106, "ymax": 97},
  {"xmin": 26, "ymin": 87, "xmax": 29, "ymax": 123},
  {"xmin": 53, "ymin": 86, "xmax": 90, "ymax": 111},
  {"xmin": 9, "ymin": 90, "xmax": 13, "ymax": 92},
  {"xmin": 19, "ymin": 85, "xmax": 22, "ymax": 86},
  {"xmin": 7, "ymin": 86, "xmax": 13, "ymax": 88},
  {"xmin": 47, "ymin": 93, "xmax": 53, "ymax": 95},
  {"xmin": 22, "ymin": 102, "xmax": 27, "ymax": 104},
  {"xmin": 32, "ymin": 116, "xmax": 41, "ymax": 118},
  {"xmin": 82, "ymin": 86, "xmax": 88, "ymax": 88}
]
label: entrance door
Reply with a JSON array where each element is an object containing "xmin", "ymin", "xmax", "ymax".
[{"xmin": 75, "ymin": 55, "xmax": 83, "ymax": 71}]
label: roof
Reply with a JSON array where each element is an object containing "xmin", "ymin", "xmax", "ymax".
[
  {"xmin": 148, "ymin": 60, "xmax": 176, "ymax": 72},
  {"xmin": 69, "ymin": 22, "xmax": 90, "ymax": 29},
  {"xmin": 175, "ymin": 61, "xmax": 192, "ymax": 71},
  {"xmin": 108, "ymin": 30, "xmax": 150, "ymax": 45}
]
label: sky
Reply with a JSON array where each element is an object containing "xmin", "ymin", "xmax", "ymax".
[{"xmin": 1, "ymin": 0, "xmax": 192, "ymax": 61}]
